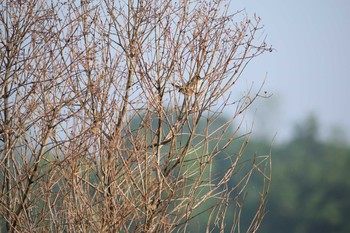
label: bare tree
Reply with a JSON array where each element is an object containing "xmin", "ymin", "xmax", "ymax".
[{"xmin": 0, "ymin": 0, "xmax": 271, "ymax": 232}]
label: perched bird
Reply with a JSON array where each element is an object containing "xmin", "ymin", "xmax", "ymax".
[{"xmin": 173, "ymin": 75, "xmax": 204, "ymax": 95}]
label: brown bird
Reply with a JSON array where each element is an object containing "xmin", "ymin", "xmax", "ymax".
[{"xmin": 173, "ymin": 75, "xmax": 204, "ymax": 95}]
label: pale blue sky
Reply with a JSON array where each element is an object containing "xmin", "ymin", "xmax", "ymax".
[{"xmin": 230, "ymin": 0, "xmax": 350, "ymax": 141}]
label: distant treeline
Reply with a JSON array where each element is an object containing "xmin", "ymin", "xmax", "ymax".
[
  {"xmin": 186, "ymin": 115, "xmax": 350, "ymax": 233},
  {"xmin": 243, "ymin": 116, "xmax": 350, "ymax": 233}
]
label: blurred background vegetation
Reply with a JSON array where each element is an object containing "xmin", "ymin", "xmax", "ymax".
[
  {"xmin": 255, "ymin": 115, "xmax": 350, "ymax": 233},
  {"xmin": 190, "ymin": 114, "xmax": 350, "ymax": 233}
]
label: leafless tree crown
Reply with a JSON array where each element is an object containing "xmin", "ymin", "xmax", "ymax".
[{"xmin": 0, "ymin": 0, "xmax": 271, "ymax": 232}]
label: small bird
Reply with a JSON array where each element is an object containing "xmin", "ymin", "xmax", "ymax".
[{"xmin": 173, "ymin": 75, "xmax": 204, "ymax": 95}]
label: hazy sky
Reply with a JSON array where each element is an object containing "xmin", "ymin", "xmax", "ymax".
[{"xmin": 229, "ymin": 0, "xmax": 350, "ymax": 142}]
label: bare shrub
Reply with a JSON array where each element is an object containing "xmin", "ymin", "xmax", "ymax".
[{"xmin": 0, "ymin": 0, "xmax": 271, "ymax": 232}]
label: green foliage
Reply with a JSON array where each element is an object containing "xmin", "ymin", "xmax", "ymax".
[
  {"xmin": 186, "ymin": 114, "xmax": 350, "ymax": 232},
  {"xmin": 256, "ymin": 116, "xmax": 350, "ymax": 233}
]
